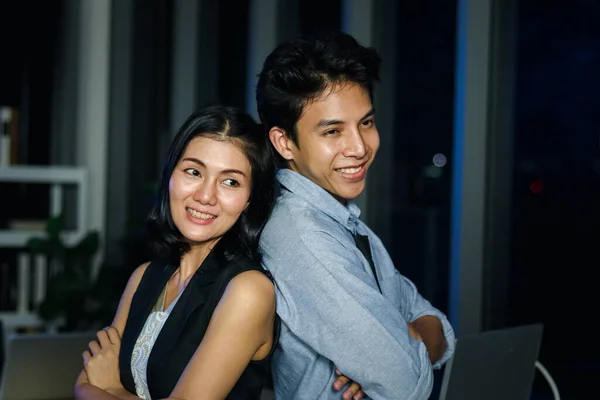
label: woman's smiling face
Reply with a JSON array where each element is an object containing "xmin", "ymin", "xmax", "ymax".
[{"xmin": 169, "ymin": 136, "xmax": 252, "ymax": 248}]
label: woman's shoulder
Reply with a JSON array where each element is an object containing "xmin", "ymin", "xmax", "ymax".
[
  {"xmin": 228, "ymin": 270, "xmax": 274, "ymax": 296},
  {"xmin": 217, "ymin": 256, "xmax": 275, "ymax": 301},
  {"xmin": 133, "ymin": 261, "xmax": 152, "ymax": 277},
  {"xmin": 219, "ymin": 254, "xmax": 272, "ymax": 282},
  {"xmin": 126, "ymin": 260, "xmax": 172, "ymax": 293},
  {"xmin": 219, "ymin": 268, "xmax": 276, "ymax": 326},
  {"xmin": 124, "ymin": 261, "xmax": 152, "ymax": 291}
]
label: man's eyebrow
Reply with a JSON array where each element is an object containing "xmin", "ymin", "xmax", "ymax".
[
  {"xmin": 313, "ymin": 108, "xmax": 376, "ymax": 131},
  {"xmin": 181, "ymin": 158, "xmax": 247, "ymax": 177},
  {"xmin": 314, "ymin": 119, "xmax": 345, "ymax": 130},
  {"xmin": 361, "ymin": 108, "xmax": 376, "ymax": 120}
]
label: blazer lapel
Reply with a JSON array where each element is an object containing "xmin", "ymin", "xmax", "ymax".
[
  {"xmin": 147, "ymin": 251, "xmax": 224, "ymax": 372},
  {"xmin": 120, "ymin": 261, "xmax": 174, "ymax": 393}
]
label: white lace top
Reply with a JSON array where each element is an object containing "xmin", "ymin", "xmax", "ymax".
[{"xmin": 130, "ymin": 286, "xmax": 183, "ymax": 400}]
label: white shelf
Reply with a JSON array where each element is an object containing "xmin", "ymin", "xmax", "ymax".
[
  {"xmin": 0, "ymin": 165, "xmax": 89, "ymax": 248},
  {"xmin": 0, "ymin": 311, "xmax": 44, "ymax": 331},
  {"xmin": 0, "ymin": 165, "xmax": 87, "ymax": 183},
  {"xmin": 0, "ymin": 166, "xmax": 89, "ymax": 335},
  {"xmin": 0, "ymin": 230, "xmax": 83, "ymax": 247}
]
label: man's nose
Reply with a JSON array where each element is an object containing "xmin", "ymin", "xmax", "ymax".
[{"xmin": 342, "ymin": 130, "xmax": 367, "ymax": 158}]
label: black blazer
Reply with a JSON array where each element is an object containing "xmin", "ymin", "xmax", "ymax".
[{"xmin": 119, "ymin": 251, "xmax": 279, "ymax": 399}]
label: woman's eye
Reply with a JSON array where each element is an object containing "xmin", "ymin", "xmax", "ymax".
[
  {"xmin": 223, "ymin": 179, "xmax": 239, "ymax": 187},
  {"xmin": 184, "ymin": 168, "xmax": 200, "ymax": 177},
  {"xmin": 362, "ymin": 119, "xmax": 374, "ymax": 128},
  {"xmin": 324, "ymin": 129, "xmax": 338, "ymax": 136}
]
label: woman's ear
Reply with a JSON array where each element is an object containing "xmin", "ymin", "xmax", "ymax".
[{"xmin": 269, "ymin": 127, "xmax": 296, "ymax": 161}]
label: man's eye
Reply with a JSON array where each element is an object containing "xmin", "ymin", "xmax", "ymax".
[
  {"xmin": 362, "ymin": 119, "xmax": 374, "ymax": 128},
  {"xmin": 324, "ymin": 129, "xmax": 338, "ymax": 136}
]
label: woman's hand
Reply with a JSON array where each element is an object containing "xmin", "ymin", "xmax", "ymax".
[{"xmin": 82, "ymin": 326, "xmax": 124, "ymax": 392}]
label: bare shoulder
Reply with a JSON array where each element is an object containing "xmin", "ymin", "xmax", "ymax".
[
  {"xmin": 110, "ymin": 261, "xmax": 152, "ymax": 333},
  {"xmin": 127, "ymin": 261, "xmax": 151, "ymax": 290},
  {"xmin": 223, "ymin": 270, "xmax": 275, "ymax": 310},
  {"xmin": 121, "ymin": 261, "xmax": 152, "ymax": 294},
  {"xmin": 120, "ymin": 261, "xmax": 151, "ymax": 299}
]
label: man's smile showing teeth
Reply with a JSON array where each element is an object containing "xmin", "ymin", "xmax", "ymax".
[
  {"xmin": 187, "ymin": 208, "xmax": 216, "ymax": 220},
  {"xmin": 336, "ymin": 165, "xmax": 363, "ymax": 174}
]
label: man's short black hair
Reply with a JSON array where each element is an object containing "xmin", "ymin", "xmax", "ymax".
[{"xmin": 256, "ymin": 30, "xmax": 381, "ymax": 147}]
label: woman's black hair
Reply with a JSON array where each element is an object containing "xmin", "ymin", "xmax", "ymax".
[{"xmin": 145, "ymin": 105, "xmax": 277, "ymax": 266}]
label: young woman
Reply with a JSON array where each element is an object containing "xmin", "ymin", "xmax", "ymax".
[{"xmin": 74, "ymin": 105, "xmax": 279, "ymax": 400}]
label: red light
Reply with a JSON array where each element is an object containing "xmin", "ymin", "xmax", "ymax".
[{"xmin": 530, "ymin": 180, "xmax": 543, "ymax": 194}]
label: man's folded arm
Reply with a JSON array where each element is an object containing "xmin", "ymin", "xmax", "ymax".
[
  {"xmin": 269, "ymin": 230, "xmax": 434, "ymax": 400},
  {"xmin": 395, "ymin": 273, "xmax": 456, "ymax": 367}
]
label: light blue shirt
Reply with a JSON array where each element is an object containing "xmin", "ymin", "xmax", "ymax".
[{"xmin": 260, "ymin": 169, "xmax": 455, "ymax": 400}]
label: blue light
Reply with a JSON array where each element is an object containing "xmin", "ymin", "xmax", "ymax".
[{"xmin": 449, "ymin": 0, "xmax": 468, "ymax": 335}]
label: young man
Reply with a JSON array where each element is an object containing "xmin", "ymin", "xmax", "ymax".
[{"xmin": 256, "ymin": 31, "xmax": 455, "ymax": 400}]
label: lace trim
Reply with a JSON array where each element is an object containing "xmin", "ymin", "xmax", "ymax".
[{"xmin": 130, "ymin": 286, "xmax": 181, "ymax": 399}]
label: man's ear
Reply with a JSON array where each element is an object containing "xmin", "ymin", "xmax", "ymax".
[{"xmin": 269, "ymin": 127, "xmax": 296, "ymax": 161}]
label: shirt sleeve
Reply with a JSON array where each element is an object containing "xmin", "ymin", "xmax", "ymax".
[
  {"xmin": 265, "ymin": 228, "xmax": 434, "ymax": 400},
  {"xmin": 365, "ymin": 226, "xmax": 456, "ymax": 369},
  {"xmin": 394, "ymin": 272, "xmax": 456, "ymax": 368}
]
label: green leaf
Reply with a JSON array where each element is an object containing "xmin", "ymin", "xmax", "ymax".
[
  {"xmin": 72, "ymin": 232, "xmax": 100, "ymax": 258},
  {"xmin": 26, "ymin": 237, "xmax": 52, "ymax": 253},
  {"xmin": 46, "ymin": 215, "xmax": 63, "ymax": 239}
]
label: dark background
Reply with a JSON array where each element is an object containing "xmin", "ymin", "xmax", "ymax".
[{"xmin": 1, "ymin": 1, "xmax": 598, "ymax": 398}]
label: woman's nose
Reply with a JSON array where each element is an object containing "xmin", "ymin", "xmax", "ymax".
[{"xmin": 193, "ymin": 182, "xmax": 217, "ymax": 205}]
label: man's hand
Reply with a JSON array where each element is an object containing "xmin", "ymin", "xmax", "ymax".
[
  {"xmin": 407, "ymin": 321, "xmax": 423, "ymax": 341},
  {"xmin": 330, "ymin": 323, "xmax": 425, "ymax": 400},
  {"xmin": 412, "ymin": 316, "xmax": 446, "ymax": 364},
  {"xmin": 82, "ymin": 326, "xmax": 124, "ymax": 392},
  {"xmin": 333, "ymin": 369, "xmax": 365, "ymax": 400}
]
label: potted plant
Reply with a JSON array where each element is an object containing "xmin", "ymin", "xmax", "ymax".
[{"xmin": 26, "ymin": 215, "xmax": 112, "ymax": 331}]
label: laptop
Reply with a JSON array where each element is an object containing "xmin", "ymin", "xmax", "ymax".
[
  {"xmin": 0, "ymin": 331, "xmax": 95, "ymax": 400},
  {"xmin": 438, "ymin": 323, "xmax": 544, "ymax": 400}
]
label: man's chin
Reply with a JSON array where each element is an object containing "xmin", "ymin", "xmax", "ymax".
[{"xmin": 330, "ymin": 184, "xmax": 365, "ymax": 203}]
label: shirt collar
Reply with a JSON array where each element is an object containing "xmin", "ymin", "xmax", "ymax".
[{"xmin": 276, "ymin": 169, "xmax": 362, "ymax": 230}]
